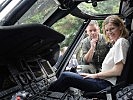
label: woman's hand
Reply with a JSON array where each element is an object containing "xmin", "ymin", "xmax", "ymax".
[
  {"xmin": 79, "ymin": 73, "xmax": 88, "ymax": 77},
  {"xmin": 79, "ymin": 73, "xmax": 98, "ymax": 79}
]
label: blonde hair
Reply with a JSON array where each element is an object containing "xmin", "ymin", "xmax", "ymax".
[{"xmin": 102, "ymin": 15, "xmax": 129, "ymax": 42}]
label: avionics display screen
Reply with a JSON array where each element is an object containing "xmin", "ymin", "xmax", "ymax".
[
  {"xmin": 40, "ymin": 60, "xmax": 55, "ymax": 77},
  {"xmin": 0, "ymin": 65, "xmax": 17, "ymax": 92},
  {"xmin": 27, "ymin": 61, "xmax": 44, "ymax": 79}
]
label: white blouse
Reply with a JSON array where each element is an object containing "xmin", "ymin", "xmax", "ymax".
[{"xmin": 102, "ymin": 38, "xmax": 129, "ymax": 85}]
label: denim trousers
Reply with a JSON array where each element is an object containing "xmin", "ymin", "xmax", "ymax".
[{"xmin": 48, "ymin": 72, "xmax": 113, "ymax": 92}]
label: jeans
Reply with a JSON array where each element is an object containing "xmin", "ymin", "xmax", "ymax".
[{"xmin": 48, "ymin": 72, "xmax": 113, "ymax": 92}]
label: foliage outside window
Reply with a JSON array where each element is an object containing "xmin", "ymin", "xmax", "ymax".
[
  {"xmin": 78, "ymin": 0, "xmax": 120, "ymax": 15},
  {"xmin": 52, "ymin": 14, "xmax": 84, "ymax": 48},
  {"xmin": 16, "ymin": 0, "xmax": 58, "ymax": 24}
]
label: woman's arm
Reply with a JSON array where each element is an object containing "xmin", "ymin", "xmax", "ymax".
[
  {"xmin": 96, "ymin": 61, "xmax": 124, "ymax": 79},
  {"xmin": 81, "ymin": 61, "xmax": 124, "ymax": 79}
]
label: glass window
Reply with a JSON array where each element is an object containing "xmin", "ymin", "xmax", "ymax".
[
  {"xmin": 78, "ymin": 0, "xmax": 120, "ymax": 15},
  {"xmin": 0, "ymin": 0, "xmax": 21, "ymax": 20},
  {"xmin": 0, "ymin": 0, "xmax": 5, "ymax": 4},
  {"xmin": 16, "ymin": 0, "xmax": 59, "ymax": 24},
  {"xmin": 52, "ymin": 14, "xmax": 84, "ymax": 48}
]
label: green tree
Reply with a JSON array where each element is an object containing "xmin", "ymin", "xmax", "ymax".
[{"xmin": 52, "ymin": 14, "xmax": 83, "ymax": 47}]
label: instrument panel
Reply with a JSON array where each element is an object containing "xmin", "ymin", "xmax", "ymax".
[{"xmin": 0, "ymin": 58, "xmax": 57, "ymax": 100}]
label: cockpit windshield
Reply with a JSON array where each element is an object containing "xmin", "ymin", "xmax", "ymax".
[
  {"xmin": 0, "ymin": 0, "xmax": 21, "ymax": 22},
  {"xmin": 0, "ymin": 0, "xmax": 11, "ymax": 12},
  {"xmin": 78, "ymin": 0, "xmax": 120, "ymax": 15},
  {"xmin": 0, "ymin": 0, "xmax": 59, "ymax": 24},
  {"xmin": 16, "ymin": 0, "xmax": 59, "ymax": 24},
  {"xmin": 0, "ymin": 0, "xmax": 120, "ymax": 25}
]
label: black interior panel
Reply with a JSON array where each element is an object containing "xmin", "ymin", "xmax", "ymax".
[{"xmin": 0, "ymin": 24, "xmax": 65, "ymax": 60}]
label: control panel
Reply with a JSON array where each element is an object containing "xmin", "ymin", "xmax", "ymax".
[{"xmin": 0, "ymin": 57, "xmax": 57, "ymax": 100}]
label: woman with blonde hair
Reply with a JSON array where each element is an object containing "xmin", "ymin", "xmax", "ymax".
[{"xmin": 48, "ymin": 15, "xmax": 129, "ymax": 92}]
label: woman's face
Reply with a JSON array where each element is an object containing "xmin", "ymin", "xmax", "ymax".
[
  {"xmin": 105, "ymin": 22, "xmax": 121, "ymax": 42},
  {"xmin": 86, "ymin": 24, "xmax": 99, "ymax": 40}
]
